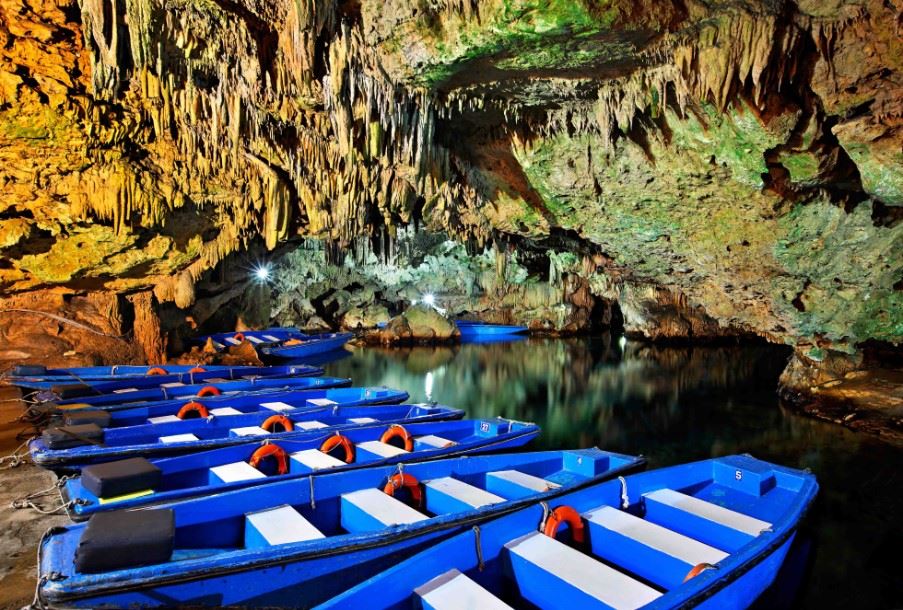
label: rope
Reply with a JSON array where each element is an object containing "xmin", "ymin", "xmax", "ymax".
[
  {"xmin": 0, "ymin": 440, "xmax": 31, "ymax": 470},
  {"xmin": 472, "ymin": 526, "xmax": 484, "ymax": 572},
  {"xmin": 0, "ymin": 308, "xmax": 129, "ymax": 338},
  {"xmin": 618, "ymin": 476, "xmax": 630, "ymax": 509},
  {"xmin": 13, "ymin": 477, "xmax": 72, "ymax": 514},
  {"xmin": 308, "ymin": 476, "xmax": 316, "ymax": 510},
  {"xmin": 538, "ymin": 501, "xmax": 550, "ymax": 533}
]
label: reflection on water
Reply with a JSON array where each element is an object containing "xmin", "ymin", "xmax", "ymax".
[{"xmin": 321, "ymin": 336, "xmax": 902, "ymax": 609}]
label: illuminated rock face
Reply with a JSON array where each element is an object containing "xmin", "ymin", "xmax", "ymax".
[{"xmin": 0, "ymin": 0, "xmax": 900, "ymax": 365}]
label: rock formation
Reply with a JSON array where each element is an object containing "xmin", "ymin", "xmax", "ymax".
[{"xmin": 0, "ymin": 0, "xmax": 900, "ymax": 420}]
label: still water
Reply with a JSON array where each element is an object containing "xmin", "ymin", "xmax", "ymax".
[{"xmin": 315, "ymin": 335, "xmax": 901, "ymax": 609}]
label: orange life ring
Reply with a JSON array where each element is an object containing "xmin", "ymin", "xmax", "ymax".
[
  {"xmin": 261, "ymin": 414, "xmax": 294, "ymax": 433},
  {"xmin": 319, "ymin": 434, "xmax": 355, "ymax": 463},
  {"xmin": 188, "ymin": 366, "xmax": 207, "ymax": 374},
  {"xmin": 248, "ymin": 444, "xmax": 289, "ymax": 475},
  {"xmin": 196, "ymin": 385, "xmax": 221, "ymax": 397},
  {"xmin": 380, "ymin": 424, "xmax": 413, "ymax": 452},
  {"xmin": 683, "ymin": 563, "xmax": 716, "ymax": 582},
  {"xmin": 283, "ymin": 338, "xmax": 304, "ymax": 346},
  {"xmin": 177, "ymin": 401, "xmax": 209, "ymax": 419},
  {"xmin": 147, "ymin": 367, "xmax": 168, "ymax": 376},
  {"xmin": 543, "ymin": 505, "xmax": 585, "ymax": 544},
  {"xmin": 233, "ymin": 333, "xmax": 246, "ymax": 342},
  {"xmin": 383, "ymin": 473, "xmax": 422, "ymax": 507}
]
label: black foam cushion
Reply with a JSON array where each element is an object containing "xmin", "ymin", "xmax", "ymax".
[
  {"xmin": 81, "ymin": 457, "xmax": 162, "ymax": 498},
  {"xmin": 42, "ymin": 423, "xmax": 104, "ymax": 449},
  {"xmin": 63, "ymin": 410, "xmax": 112, "ymax": 429},
  {"xmin": 50, "ymin": 383, "xmax": 93, "ymax": 399},
  {"xmin": 13, "ymin": 365, "xmax": 47, "ymax": 376},
  {"xmin": 75, "ymin": 509, "xmax": 174, "ymax": 574}
]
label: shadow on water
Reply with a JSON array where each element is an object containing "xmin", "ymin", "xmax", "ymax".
[{"xmin": 313, "ymin": 335, "xmax": 903, "ymax": 609}]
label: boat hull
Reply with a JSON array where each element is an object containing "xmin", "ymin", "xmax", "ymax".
[{"xmin": 262, "ymin": 333, "xmax": 353, "ymax": 359}]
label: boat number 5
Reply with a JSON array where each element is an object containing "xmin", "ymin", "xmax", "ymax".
[
  {"xmin": 735, "ymin": 470, "xmax": 743, "ymax": 481},
  {"xmin": 480, "ymin": 422, "xmax": 490, "ymax": 432}
]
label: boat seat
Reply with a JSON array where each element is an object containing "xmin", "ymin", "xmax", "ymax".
[
  {"xmin": 348, "ymin": 417, "xmax": 377, "ymax": 424},
  {"xmin": 341, "ymin": 488, "xmax": 427, "ymax": 533},
  {"xmin": 75, "ymin": 509, "xmax": 174, "ymax": 574},
  {"xmin": 209, "ymin": 461, "xmax": 267, "ymax": 485},
  {"xmin": 307, "ymin": 398, "xmax": 338, "ymax": 407},
  {"xmin": 209, "ymin": 407, "xmax": 242, "ymax": 416},
  {"xmin": 229, "ymin": 426, "xmax": 269, "ymax": 437},
  {"xmin": 213, "ymin": 342, "xmax": 225, "ymax": 349},
  {"xmin": 485, "ymin": 470, "xmax": 561, "ymax": 499},
  {"xmin": 424, "ymin": 477, "xmax": 504, "ymax": 514},
  {"xmin": 81, "ymin": 457, "xmax": 161, "ymax": 498},
  {"xmin": 247, "ymin": 336, "xmax": 264, "ymax": 344},
  {"xmin": 63, "ymin": 410, "xmax": 112, "ymax": 428},
  {"xmin": 160, "ymin": 382, "xmax": 186, "ymax": 388},
  {"xmin": 415, "ymin": 434, "xmax": 456, "ymax": 449},
  {"xmin": 294, "ymin": 420, "xmax": 328, "ymax": 430},
  {"xmin": 240, "ymin": 375, "xmax": 261, "ymax": 380},
  {"xmin": 148, "ymin": 415, "xmax": 182, "ymax": 424},
  {"xmin": 584, "ymin": 505, "xmax": 729, "ymax": 589},
  {"xmin": 245, "ymin": 504, "xmax": 324, "ymax": 548},
  {"xmin": 224, "ymin": 337, "xmax": 241, "ymax": 345},
  {"xmin": 112, "ymin": 387, "xmax": 140, "ymax": 393},
  {"xmin": 505, "ymin": 532, "xmax": 662, "ymax": 610},
  {"xmin": 263, "ymin": 334, "xmax": 281, "ymax": 342},
  {"xmin": 415, "ymin": 569, "xmax": 513, "ymax": 610},
  {"xmin": 260, "ymin": 401, "xmax": 294, "ymax": 412},
  {"xmin": 159, "ymin": 433, "xmax": 199, "ymax": 443},
  {"xmin": 290, "ymin": 449, "xmax": 347, "ymax": 473},
  {"xmin": 644, "ymin": 489, "xmax": 772, "ymax": 552},
  {"xmin": 205, "ymin": 377, "xmax": 229, "ymax": 383},
  {"xmin": 355, "ymin": 440, "xmax": 409, "ymax": 460}
]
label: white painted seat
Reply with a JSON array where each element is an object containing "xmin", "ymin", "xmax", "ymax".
[
  {"xmin": 245, "ymin": 505, "xmax": 324, "ymax": 546},
  {"xmin": 112, "ymin": 387, "xmax": 139, "ymax": 394},
  {"xmin": 356, "ymin": 440, "xmax": 408, "ymax": 457},
  {"xmin": 507, "ymin": 532, "xmax": 662, "ymax": 610},
  {"xmin": 348, "ymin": 417, "xmax": 377, "ymax": 424},
  {"xmin": 147, "ymin": 415, "xmax": 181, "ymax": 424},
  {"xmin": 230, "ymin": 426, "xmax": 269, "ymax": 437},
  {"xmin": 209, "ymin": 407, "xmax": 242, "ymax": 416},
  {"xmin": 159, "ymin": 433, "xmax": 199, "ymax": 443},
  {"xmin": 416, "ymin": 569, "xmax": 513, "ymax": 610},
  {"xmin": 489, "ymin": 470, "xmax": 560, "ymax": 492},
  {"xmin": 260, "ymin": 401, "xmax": 295, "ymax": 412},
  {"xmin": 262, "ymin": 334, "xmax": 281, "ymax": 342},
  {"xmin": 291, "ymin": 449, "xmax": 346, "ymax": 470},
  {"xmin": 225, "ymin": 337, "xmax": 241, "ymax": 345},
  {"xmin": 240, "ymin": 375, "xmax": 261, "ymax": 380},
  {"xmin": 247, "ymin": 336, "xmax": 264, "ymax": 344},
  {"xmin": 213, "ymin": 342, "xmax": 225, "ymax": 349},
  {"xmin": 307, "ymin": 398, "xmax": 338, "ymax": 407},
  {"xmin": 585, "ymin": 506, "xmax": 728, "ymax": 565},
  {"xmin": 294, "ymin": 420, "xmax": 328, "ymax": 430},
  {"xmin": 416, "ymin": 434, "xmax": 456, "ymax": 448},
  {"xmin": 341, "ymin": 488, "xmax": 427, "ymax": 527},
  {"xmin": 210, "ymin": 461, "xmax": 266, "ymax": 483},
  {"xmin": 425, "ymin": 477, "xmax": 504, "ymax": 508},
  {"xmin": 205, "ymin": 377, "xmax": 229, "ymax": 383},
  {"xmin": 644, "ymin": 489, "xmax": 772, "ymax": 536},
  {"xmin": 160, "ymin": 382, "xmax": 186, "ymax": 388}
]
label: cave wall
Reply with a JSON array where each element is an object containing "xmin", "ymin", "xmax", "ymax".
[{"xmin": 0, "ymin": 0, "xmax": 900, "ymax": 364}]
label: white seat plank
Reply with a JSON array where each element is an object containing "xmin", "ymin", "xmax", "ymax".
[
  {"xmin": 147, "ymin": 415, "xmax": 181, "ymax": 424},
  {"xmin": 295, "ymin": 420, "xmax": 328, "ymax": 430},
  {"xmin": 585, "ymin": 506, "xmax": 728, "ymax": 566},
  {"xmin": 209, "ymin": 407, "xmax": 242, "ymax": 416},
  {"xmin": 341, "ymin": 488, "xmax": 426, "ymax": 527},
  {"xmin": 416, "ymin": 434, "xmax": 456, "ymax": 448},
  {"xmin": 356, "ymin": 440, "xmax": 408, "ymax": 457},
  {"xmin": 291, "ymin": 449, "xmax": 346, "ymax": 470},
  {"xmin": 348, "ymin": 417, "xmax": 377, "ymax": 424},
  {"xmin": 210, "ymin": 461, "xmax": 266, "ymax": 483},
  {"xmin": 307, "ymin": 398, "xmax": 338, "ymax": 407},
  {"xmin": 245, "ymin": 505, "xmax": 323, "ymax": 545},
  {"xmin": 159, "ymin": 433, "xmax": 199, "ymax": 443},
  {"xmin": 230, "ymin": 426, "xmax": 269, "ymax": 437},
  {"xmin": 644, "ymin": 489, "xmax": 772, "ymax": 536},
  {"xmin": 416, "ymin": 569, "xmax": 513, "ymax": 610},
  {"xmin": 489, "ymin": 470, "xmax": 560, "ymax": 492},
  {"xmin": 425, "ymin": 477, "xmax": 504, "ymax": 508},
  {"xmin": 260, "ymin": 401, "xmax": 295, "ymax": 412}
]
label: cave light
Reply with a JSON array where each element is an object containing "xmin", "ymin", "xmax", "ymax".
[
  {"xmin": 619, "ymin": 336, "xmax": 627, "ymax": 350},
  {"xmin": 253, "ymin": 264, "xmax": 271, "ymax": 282},
  {"xmin": 422, "ymin": 293, "xmax": 436, "ymax": 306}
]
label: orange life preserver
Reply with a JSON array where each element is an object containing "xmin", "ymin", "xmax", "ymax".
[
  {"xmin": 283, "ymin": 338, "xmax": 304, "ymax": 346},
  {"xmin": 543, "ymin": 505, "xmax": 585, "ymax": 544},
  {"xmin": 233, "ymin": 333, "xmax": 246, "ymax": 342},
  {"xmin": 380, "ymin": 424, "xmax": 413, "ymax": 452},
  {"xmin": 261, "ymin": 414, "xmax": 293, "ymax": 433},
  {"xmin": 196, "ymin": 385, "xmax": 221, "ymax": 397},
  {"xmin": 147, "ymin": 367, "xmax": 168, "ymax": 376},
  {"xmin": 188, "ymin": 366, "xmax": 207, "ymax": 374},
  {"xmin": 248, "ymin": 444, "xmax": 289, "ymax": 475},
  {"xmin": 683, "ymin": 563, "xmax": 716, "ymax": 582},
  {"xmin": 319, "ymin": 434, "xmax": 355, "ymax": 463},
  {"xmin": 177, "ymin": 401, "xmax": 209, "ymax": 419},
  {"xmin": 383, "ymin": 473, "xmax": 422, "ymax": 507}
]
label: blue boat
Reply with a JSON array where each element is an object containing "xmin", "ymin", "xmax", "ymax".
[
  {"xmin": 1, "ymin": 364, "xmax": 253, "ymax": 384},
  {"xmin": 12, "ymin": 364, "xmax": 320, "ymax": 392},
  {"xmin": 196, "ymin": 327, "xmax": 306, "ymax": 349},
  {"xmin": 62, "ymin": 419, "xmax": 544, "ymax": 519},
  {"xmin": 37, "ymin": 448, "xmax": 644, "ymax": 608},
  {"xmin": 455, "ymin": 320, "xmax": 529, "ymax": 337},
  {"xmin": 319, "ymin": 454, "xmax": 818, "ymax": 610},
  {"xmin": 260, "ymin": 333, "xmax": 354, "ymax": 360},
  {"xmin": 59, "ymin": 385, "xmax": 394, "ymax": 428},
  {"xmin": 38, "ymin": 373, "xmax": 341, "ymax": 407},
  {"xmin": 30, "ymin": 402, "xmax": 457, "ymax": 470}
]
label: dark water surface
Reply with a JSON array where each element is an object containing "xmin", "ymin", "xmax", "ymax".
[{"xmin": 318, "ymin": 336, "xmax": 901, "ymax": 610}]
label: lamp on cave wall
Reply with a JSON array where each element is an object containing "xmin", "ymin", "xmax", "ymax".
[
  {"xmin": 419, "ymin": 292, "xmax": 447, "ymax": 315},
  {"xmin": 252, "ymin": 264, "xmax": 271, "ymax": 283}
]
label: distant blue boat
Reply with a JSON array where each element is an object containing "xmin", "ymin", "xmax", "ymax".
[
  {"xmin": 196, "ymin": 327, "xmax": 306, "ymax": 349},
  {"xmin": 37, "ymin": 448, "xmax": 643, "ymax": 608},
  {"xmin": 260, "ymin": 333, "xmax": 354, "ymax": 359},
  {"xmin": 1, "ymin": 364, "xmax": 251, "ymax": 385},
  {"xmin": 455, "ymin": 320, "xmax": 529, "ymax": 337},
  {"xmin": 30, "ymin": 402, "xmax": 456, "ymax": 470},
  {"xmin": 61, "ymin": 384, "xmax": 401, "ymax": 428},
  {"xmin": 320, "ymin": 455, "xmax": 818, "ymax": 610},
  {"xmin": 12, "ymin": 365, "xmax": 319, "ymax": 392},
  {"xmin": 39, "ymin": 373, "xmax": 337, "ymax": 407},
  {"xmin": 62, "ymin": 418, "xmax": 544, "ymax": 519}
]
